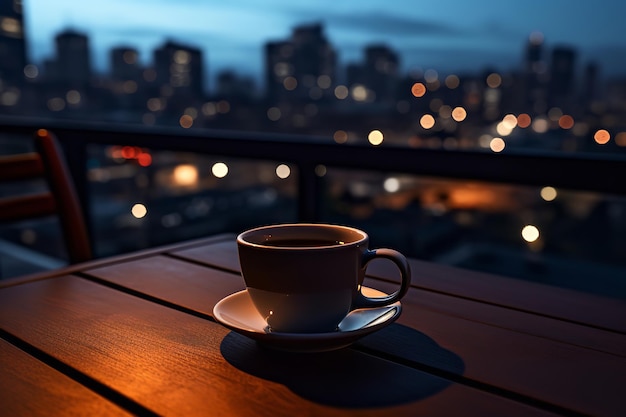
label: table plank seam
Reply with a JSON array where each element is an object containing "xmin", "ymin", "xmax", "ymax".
[
  {"xmin": 353, "ymin": 343, "xmax": 588, "ymax": 417},
  {"xmin": 77, "ymin": 271, "xmax": 218, "ymax": 323},
  {"xmin": 402, "ymin": 282, "xmax": 626, "ymax": 336},
  {"xmin": 0, "ymin": 328, "xmax": 159, "ymax": 417},
  {"xmin": 406, "ymin": 304, "xmax": 626, "ymax": 359},
  {"xmin": 0, "ymin": 234, "xmax": 236, "ymax": 290},
  {"xmin": 165, "ymin": 251, "xmax": 241, "ymax": 275}
]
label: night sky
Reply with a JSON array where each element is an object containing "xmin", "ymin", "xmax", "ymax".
[{"xmin": 23, "ymin": 0, "xmax": 626, "ymax": 83}]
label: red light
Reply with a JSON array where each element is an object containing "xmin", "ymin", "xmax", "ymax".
[
  {"xmin": 121, "ymin": 146, "xmax": 136, "ymax": 159},
  {"xmin": 137, "ymin": 152, "xmax": 152, "ymax": 167}
]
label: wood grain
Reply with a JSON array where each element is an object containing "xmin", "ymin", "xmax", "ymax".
[
  {"xmin": 85, "ymin": 255, "xmax": 246, "ymax": 315},
  {"xmin": 364, "ymin": 278, "xmax": 626, "ymax": 357},
  {"xmin": 82, "ymin": 254, "xmax": 626, "ymax": 417},
  {"xmin": 0, "ymin": 276, "xmax": 556, "ymax": 417},
  {"xmin": 367, "ymin": 256, "xmax": 626, "ymax": 333},
  {"xmin": 360, "ymin": 278, "xmax": 626, "ymax": 417},
  {"xmin": 0, "ymin": 338, "xmax": 131, "ymax": 417},
  {"xmin": 172, "ymin": 239, "xmax": 241, "ymax": 273}
]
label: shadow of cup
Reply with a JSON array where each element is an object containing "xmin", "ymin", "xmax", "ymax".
[{"xmin": 220, "ymin": 323, "xmax": 463, "ymax": 408}]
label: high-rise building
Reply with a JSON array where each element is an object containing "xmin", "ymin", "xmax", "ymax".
[
  {"xmin": 216, "ymin": 70, "xmax": 255, "ymax": 99},
  {"xmin": 522, "ymin": 32, "xmax": 548, "ymax": 114},
  {"xmin": 265, "ymin": 23, "xmax": 336, "ymax": 102},
  {"xmin": 154, "ymin": 40, "xmax": 205, "ymax": 98},
  {"xmin": 549, "ymin": 46, "xmax": 577, "ymax": 109},
  {"xmin": 347, "ymin": 44, "xmax": 399, "ymax": 103},
  {"xmin": 581, "ymin": 61, "xmax": 599, "ymax": 109},
  {"xmin": 111, "ymin": 46, "xmax": 142, "ymax": 81},
  {"xmin": 54, "ymin": 30, "xmax": 92, "ymax": 87},
  {"xmin": 0, "ymin": 0, "xmax": 27, "ymax": 86}
]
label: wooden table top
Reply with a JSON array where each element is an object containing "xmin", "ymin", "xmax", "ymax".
[{"xmin": 1, "ymin": 233, "xmax": 624, "ymax": 417}]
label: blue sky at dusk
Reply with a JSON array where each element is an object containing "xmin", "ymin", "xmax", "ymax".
[{"xmin": 23, "ymin": 0, "xmax": 626, "ymax": 85}]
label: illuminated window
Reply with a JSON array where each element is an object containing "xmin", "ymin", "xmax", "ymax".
[{"xmin": 1, "ymin": 17, "xmax": 21, "ymax": 37}]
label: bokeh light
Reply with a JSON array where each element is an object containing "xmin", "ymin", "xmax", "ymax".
[
  {"xmin": 451, "ymin": 107, "xmax": 467, "ymax": 122},
  {"xmin": 174, "ymin": 164, "xmax": 199, "ymax": 185},
  {"xmin": 351, "ymin": 85, "xmax": 368, "ymax": 101},
  {"xmin": 490, "ymin": 137, "xmax": 505, "ymax": 152},
  {"xmin": 179, "ymin": 114, "xmax": 193, "ymax": 128},
  {"xmin": 594, "ymin": 129, "xmax": 610, "ymax": 144},
  {"xmin": 276, "ymin": 164, "xmax": 291, "ymax": 179},
  {"xmin": 445, "ymin": 75, "xmax": 460, "ymax": 89},
  {"xmin": 212, "ymin": 162, "xmax": 229, "ymax": 178},
  {"xmin": 333, "ymin": 130, "xmax": 348, "ymax": 144},
  {"xmin": 532, "ymin": 118, "xmax": 549, "ymax": 134},
  {"xmin": 267, "ymin": 107, "xmax": 281, "ymax": 121},
  {"xmin": 334, "ymin": 85, "xmax": 349, "ymax": 99},
  {"xmin": 383, "ymin": 177, "xmax": 400, "ymax": 193},
  {"xmin": 486, "ymin": 73, "xmax": 502, "ymax": 88},
  {"xmin": 411, "ymin": 82, "xmax": 426, "ymax": 98},
  {"xmin": 131, "ymin": 204, "xmax": 147, "ymax": 219},
  {"xmin": 283, "ymin": 76, "xmax": 297, "ymax": 90},
  {"xmin": 521, "ymin": 225, "xmax": 540, "ymax": 243},
  {"xmin": 419, "ymin": 114, "xmax": 435, "ymax": 129},
  {"xmin": 540, "ymin": 186, "xmax": 557, "ymax": 201},
  {"xmin": 368, "ymin": 130, "xmax": 384, "ymax": 145},
  {"xmin": 517, "ymin": 113, "xmax": 532, "ymax": 128},
  {"xmin": 558, "ymin": 115, "xmax": 575, "ymax": 129}
]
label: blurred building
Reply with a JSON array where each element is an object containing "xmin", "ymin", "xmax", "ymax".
[
  {"xmin": 51, "ymin": 30, "xmax": 92, "ymax": 88},
  {"xmin": 347, "ymin": 44, "xmax": 400, "ymax": 104},
  {"xmin": 522, "ymin": 32, "xmax": 548, "ymax": 114},
  {"xmin": 154, "ymin": 40, "xmax": 205, "ymax": 99},
  {"xmin": 548, "ymin": 46, "xmax": 577, "ymax": 111},
  {"xmin": 0, "ymin": 0, "xmax": 26, "ymax": 86},
  {"xmin": 111, "ymin": 46, "xmax": 142, "ymax": 81},
  {"xmin": 265, "ymin": 23, "xmax": 336, "ymax": 103}
]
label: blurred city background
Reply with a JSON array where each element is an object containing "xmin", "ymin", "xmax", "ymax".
[{"xmin": 1, "ymin": 0, "xmax": 625, "ymax": 298}]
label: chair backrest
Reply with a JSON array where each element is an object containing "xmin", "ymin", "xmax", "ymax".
[{"xmin": 0, "ymin": 129, "xmax": 92, "ymax": 263}]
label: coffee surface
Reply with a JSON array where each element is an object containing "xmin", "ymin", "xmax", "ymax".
[{"xmin": 263, "ymin": 238, "xmax": 342, "ymax": 247}]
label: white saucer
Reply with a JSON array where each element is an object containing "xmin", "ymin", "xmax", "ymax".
[{"xmin": 213, "ymin": 287, "xmax": 401, "ymax": 352}]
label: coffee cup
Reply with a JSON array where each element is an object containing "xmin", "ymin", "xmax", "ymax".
[{"xmin": 237, "ymin": 223, "xmax": 411, "ymax": 333}]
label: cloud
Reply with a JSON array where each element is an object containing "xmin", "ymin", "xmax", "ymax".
[{"xmin": 314, "ymin": 10, "xmax": 464, "ymax": 39}]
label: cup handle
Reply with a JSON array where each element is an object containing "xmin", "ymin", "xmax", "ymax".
[{"xmin": 353, "ymin": 249, "xmax": 412, "ymax": 309}]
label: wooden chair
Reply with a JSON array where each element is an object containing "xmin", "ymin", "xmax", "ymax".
[{"xmin": 0, "ymin": 129, "xmax": 92, "ymax": 264}]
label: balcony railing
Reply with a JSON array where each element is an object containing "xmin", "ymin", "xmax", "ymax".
[
  {"xmin": 3, "ymin": 116, "xmax": 625, "ymax": 215},
  {"xmin": 1, "ymin": 116, "xmax": 625, "ymax": 297}
]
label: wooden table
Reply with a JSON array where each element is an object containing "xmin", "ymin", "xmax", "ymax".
[{"xmin": 1, "ymin": 234, "xmax": 624, "ymax": 416}]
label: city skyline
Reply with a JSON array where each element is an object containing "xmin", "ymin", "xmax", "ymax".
[{"xmin": 22, "ymin": 0, "xmax": 626, "ymax": 86}]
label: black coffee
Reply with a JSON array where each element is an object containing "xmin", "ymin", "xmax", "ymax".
[{"xmin": 264, "ymin": 238, "xmax": 342, "ymax": 247}]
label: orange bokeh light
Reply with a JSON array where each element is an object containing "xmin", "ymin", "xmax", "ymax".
[
  {"xmin": 517, "ymin": 113, "xmax": 531, "ymax": 128},
  {"xmin": 179, "ymin": 115, "xmax": 193, "ymax": 128},
  {"xmin": 411, "ymin": 82, "xmax": 426, "ymax": 98},
  {"xmin": 558, "ymin": 115, "xmax": 575, "ymax": 129},
  {"xmin": 594, "ymin": 129, "xmax": 610, "ymax": 145}
]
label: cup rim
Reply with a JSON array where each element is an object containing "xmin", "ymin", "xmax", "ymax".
[{"xmin": 237, "ymin": 223, "xmax": 367, "ymax": 250}]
